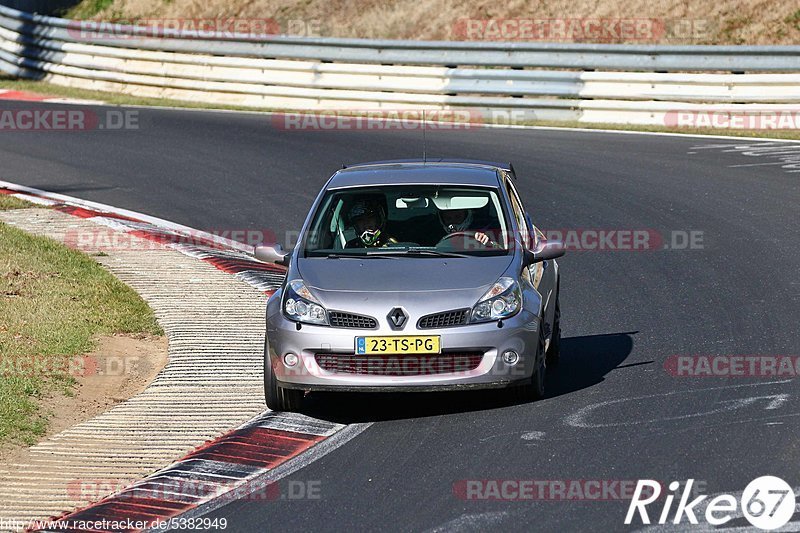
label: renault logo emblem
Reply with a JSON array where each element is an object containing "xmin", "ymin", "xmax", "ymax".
[{"xmin": 388, "ymin": 307, "xmax": 408, "ymax": 330}]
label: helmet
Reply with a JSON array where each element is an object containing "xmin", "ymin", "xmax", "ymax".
[
  {"xmin": 439, "ymin": 208, "xmax": 473, "ymax": 234},
  {"xmin": 347, "ymin": 198, "xmax": 386, "ymax": 246}
]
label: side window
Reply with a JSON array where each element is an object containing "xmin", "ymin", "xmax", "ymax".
[
  {"xmin": 307, "ymin": 196, "xmax": 349, "ymax": 250},
  {"xmin": 504, "ymin": 176, "xmax": 530, "ymax": 249},
  {"xmin": 329, "ymin": 198, "xmax": 349, "ymax": 249}
]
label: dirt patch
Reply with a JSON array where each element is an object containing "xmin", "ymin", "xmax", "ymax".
[
  {"xmin": 0, "ymin": 218, "xmax": 163, "ymax": 448},
  {"xmin": 0, "ymin": 333, "xmax": 168, "ymax": 464},
  {"xmin": 69, "ymin": 0, "xmax": 800, "ymax": 45}
]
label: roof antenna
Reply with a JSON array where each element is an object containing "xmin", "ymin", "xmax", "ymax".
[{"xmin": 422, "ymin": 110, "xmax": 427, "ymax": 164}]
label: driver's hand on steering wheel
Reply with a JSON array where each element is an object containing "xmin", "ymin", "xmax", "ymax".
[{"xmin": 474, "ymin": 232, "xmax": 493, "ymax": 246}]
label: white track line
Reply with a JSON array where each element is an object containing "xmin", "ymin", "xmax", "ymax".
[
  {"xmin": 3, "ymin": 92, "xmax": 799, "ymax": 143},
  {"xmin": 0, "ymin": 179, "xmax": 253, "ymax": 253}
]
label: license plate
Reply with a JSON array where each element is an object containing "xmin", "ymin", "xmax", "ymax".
[{"xmin": 355, "ymin": 336, "xmax": 441, "ymax": 355}]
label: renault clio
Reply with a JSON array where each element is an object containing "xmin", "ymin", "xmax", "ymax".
[{"xmin": 256, "ymin": 160, "xmax": 565, "ymax": 411}]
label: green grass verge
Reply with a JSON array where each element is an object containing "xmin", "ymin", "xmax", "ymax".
[
  {"xmin": 2, "ymin": 74, "xmax": 800, "ymax": 141},
  {"xmin": 786, "ymin": 9, "xmax": 800, "ymax": 31},
  {"xmin": 0, "ymin": 220, "xmax": 163, "ymax": 447},
  {"xmin": 63, "ymin": 0, "xmax": 115, "ymax": 19},
  {"xmin": 0, "ymin": 195, "xmax": 33, "ymax": 210},
  {"xmin": 0, "ymin": 75, "xmax": 274, "ymax": 113}
]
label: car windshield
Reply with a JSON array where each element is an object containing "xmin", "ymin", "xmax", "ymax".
[{"xmin": 303, "ymin": 185, "xmax": 511, "ymax": 257}]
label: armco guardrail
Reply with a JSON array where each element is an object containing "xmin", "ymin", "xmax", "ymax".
[{"xmin": 1, "ymin": 4, "xmax": 800, "ymax": 125}]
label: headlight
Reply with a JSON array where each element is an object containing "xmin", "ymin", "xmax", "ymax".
[
  {"xmin": 283, "ymin": 279, "xmax": 328, "ymax": 325},
  {"xmin": 471, "ymin": 277, "xmax": 521, "ymax": 323}
]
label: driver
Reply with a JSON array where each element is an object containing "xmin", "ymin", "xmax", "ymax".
[
  {"xmin": 345, "ymin": 197, "xmax": 398, "ymax": 248},
  {"xmin": 438, "ymin": 208, "xmax": 496, "ymax": 247}
]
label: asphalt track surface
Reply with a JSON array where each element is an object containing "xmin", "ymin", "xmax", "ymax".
[{"xmin": 2, "ymin": 101, "xmax": 799, "ymax": 532}]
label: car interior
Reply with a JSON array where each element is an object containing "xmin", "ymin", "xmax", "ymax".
[{"xmin": 304, "ymin": 186, "xmax": 508, "ymax": 252}]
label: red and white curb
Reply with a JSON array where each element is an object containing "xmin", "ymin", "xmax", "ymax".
[
  {"xmin": 0, "ymin": 181, "xmax": 370, "ymax": 532},
  {"xmin": 0, "ymin": 89, "xmax": 104, "ymax": 105},
  {"xmin": 37, "ymin": 415, "xmax": 367, "ymax": 533},
  {"xmin": 0, "ymin": 181, "xmax": 285, "ymax": 294}
]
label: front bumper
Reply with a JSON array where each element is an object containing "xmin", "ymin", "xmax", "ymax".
[{"xmin": 266, "ymin": 309, "xmax": 540, "ymax": 392}]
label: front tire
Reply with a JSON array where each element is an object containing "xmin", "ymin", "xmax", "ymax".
[
  {"xmin": 510, "ymin": 319, "xmax": 546, "ymax": 403},
  {"xmin": 264, "ymin": 339, "xmax": 304, "ymax": 412},
  {"xmin": 546, "ymin": 284, "xmax": 561, "ymax": 366}
]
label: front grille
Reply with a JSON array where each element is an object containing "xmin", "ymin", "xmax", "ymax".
[
  {"xmin": 418, "ymin": 309, "xmax": 470, "ymax": 329},
  {"xmin": 315, "ymin": 352, "xmax": 483, "ymax": 376},
  {"xmin": 328, "ymin": 311, "xmax": 378, "ymax": 329}
]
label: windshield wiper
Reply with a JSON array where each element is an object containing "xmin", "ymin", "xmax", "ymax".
[
  {"xmin": 368, "ymin": 249, "xmax": 470, "ymax": 258},
  {"xmin": 325, "ymin": 252, "xmax": 398, "ymax": 259}
]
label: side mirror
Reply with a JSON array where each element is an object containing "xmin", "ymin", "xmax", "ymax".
[
  {"xmin": 255, "ymin": 244, "xmax": 290, "ymax": 266},
  {"xmin": 524, "ymin": 240, "xmax": 565, "ymax": 266}
]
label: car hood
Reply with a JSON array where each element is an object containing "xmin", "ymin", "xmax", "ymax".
[{"xmin": 297, "ymin": 256, "xmax": 513, "ymax": 293}]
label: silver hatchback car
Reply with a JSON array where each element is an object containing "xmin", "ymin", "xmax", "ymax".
[{"xmin": 256, "ymin": 160, "xmax": 565, "ymax": 411}]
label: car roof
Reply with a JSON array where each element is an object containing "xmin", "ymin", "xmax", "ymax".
[{"xmin": 327, "ymin": 159, "xmax": 509, "ymax": 189}]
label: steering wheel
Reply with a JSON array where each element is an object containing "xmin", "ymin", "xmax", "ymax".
[{"xmin": 436, "ymin": 231, "xmax": 490, "ymax": 249}]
